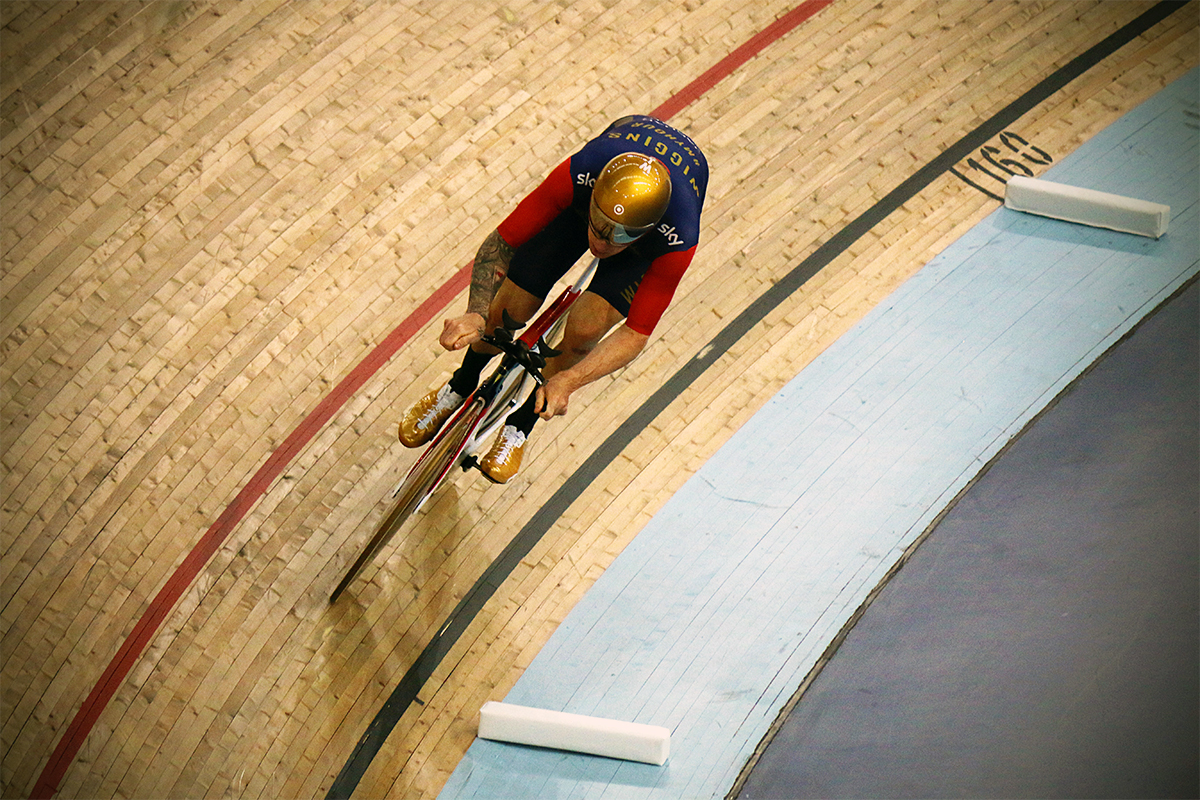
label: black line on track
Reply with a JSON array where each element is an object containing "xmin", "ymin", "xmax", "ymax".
[{"xmin": 326, "ymin": 3, "xmax": 1188, "ymax": 796}]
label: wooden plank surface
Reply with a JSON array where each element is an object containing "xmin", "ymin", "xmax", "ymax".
[{"xmin": 2, "ymin": 1, "xmax": 1195, "ymax": 798}]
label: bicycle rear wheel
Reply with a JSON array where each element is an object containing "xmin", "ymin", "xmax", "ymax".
[{"xmin": 330, "ymin": 396, "xmax": 486, "ymax": 602}]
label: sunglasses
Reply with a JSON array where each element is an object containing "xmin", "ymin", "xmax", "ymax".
[{"xmin": 588, "ymin": 200, "xmax": 654, "ymax": 245}]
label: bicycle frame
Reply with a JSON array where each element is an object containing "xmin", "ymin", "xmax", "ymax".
[
  {"xmin": 331, "ymin": 258, "xmax": 600, "ymax": 601},
  {"xmin": 404, "ymin": 255, "xmax": 599, "ymax": 499}
]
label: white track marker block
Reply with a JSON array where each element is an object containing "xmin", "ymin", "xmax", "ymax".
[
  {"xmin": 1005, "ymin": 174, "xmax": 1170, "ymax": 238},
  {"xmin": 478, "ymin": 701, "xmax": 670, "ymax": 765}
]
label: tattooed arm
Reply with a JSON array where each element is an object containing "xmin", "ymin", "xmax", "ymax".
[
  {"xmin": 465, "ymin": 229, "xmax": 514, "ymax": 316},
  {"xmin": 439, "ymin": 229, "xmax": 516, "ymax": 351}
]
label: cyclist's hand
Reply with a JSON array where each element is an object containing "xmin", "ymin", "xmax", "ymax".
[
  {"xmin": 534, "ymin": 376, "xmax": 572, "ymax": 420},
  {"xmin": 440, "ymin": 312, "xmax": 485, "ymax": 350}
]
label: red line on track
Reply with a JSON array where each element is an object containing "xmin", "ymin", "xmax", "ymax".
[
  {"xmin": 652, "ymin": 0, "xmax": 834, "ymax": 120},
  {"xmin": 33, "ymin": 2, "xmax": 831, "ymax": 795}
]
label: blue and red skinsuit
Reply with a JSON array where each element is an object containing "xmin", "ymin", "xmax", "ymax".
[{"xmin": 496, "ymin": 115, "xmax": 709, "ymax": 335}]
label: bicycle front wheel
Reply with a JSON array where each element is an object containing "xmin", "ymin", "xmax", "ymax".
[{"xmin": 330, "ymin": 396, "xmax": 486, "ymax": 602}]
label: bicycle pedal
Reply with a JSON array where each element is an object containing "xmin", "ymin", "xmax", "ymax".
[{"xmin": 461, "ymin": 454, "xmax": 480, "ymax": 472}]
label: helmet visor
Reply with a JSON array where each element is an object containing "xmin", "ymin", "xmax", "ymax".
[{"xmin": 588, "ymin": 200, "xmax": 654, "ymax": 245}]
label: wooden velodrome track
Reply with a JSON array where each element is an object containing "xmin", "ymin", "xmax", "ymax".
[{"xmin": 2, "ymin": 1, "xmax": 1196, "ymax": 798}]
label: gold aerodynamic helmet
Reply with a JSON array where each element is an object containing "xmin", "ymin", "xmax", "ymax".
[{"xmin": 588, "ymin": 152, "xmax": 672, "ymax": 245}]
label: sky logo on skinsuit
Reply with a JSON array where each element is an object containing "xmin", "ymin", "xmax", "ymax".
[{"xmin": 657, "ymin": 223, "xmax": 685, "ymax": 247}]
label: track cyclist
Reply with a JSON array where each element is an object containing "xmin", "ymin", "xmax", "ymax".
[{"xmin": 399, "ymin": 115, "xmax": 709, "ymax": 483}]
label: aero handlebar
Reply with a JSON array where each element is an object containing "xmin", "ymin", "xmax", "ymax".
[{"xmin": 479, "ymin": 310, "xmax": 562, "ymax": 387}]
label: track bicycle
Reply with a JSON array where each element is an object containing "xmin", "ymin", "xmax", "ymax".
[{"xmin": 330, "ymin": 257, "xmax": 601, "ymax": 602}]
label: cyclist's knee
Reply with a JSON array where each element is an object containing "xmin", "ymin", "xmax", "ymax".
[
  {"xmin": 487, "ymin": 280, "xmax": 541, "ymax": 332},
  {"xmin": 566, "ymin": 295, "xmax": 623, "ymax": 346},
  {"xmin": 561, "ymin": 314, "xmax": 616, "ymax": 356}
]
